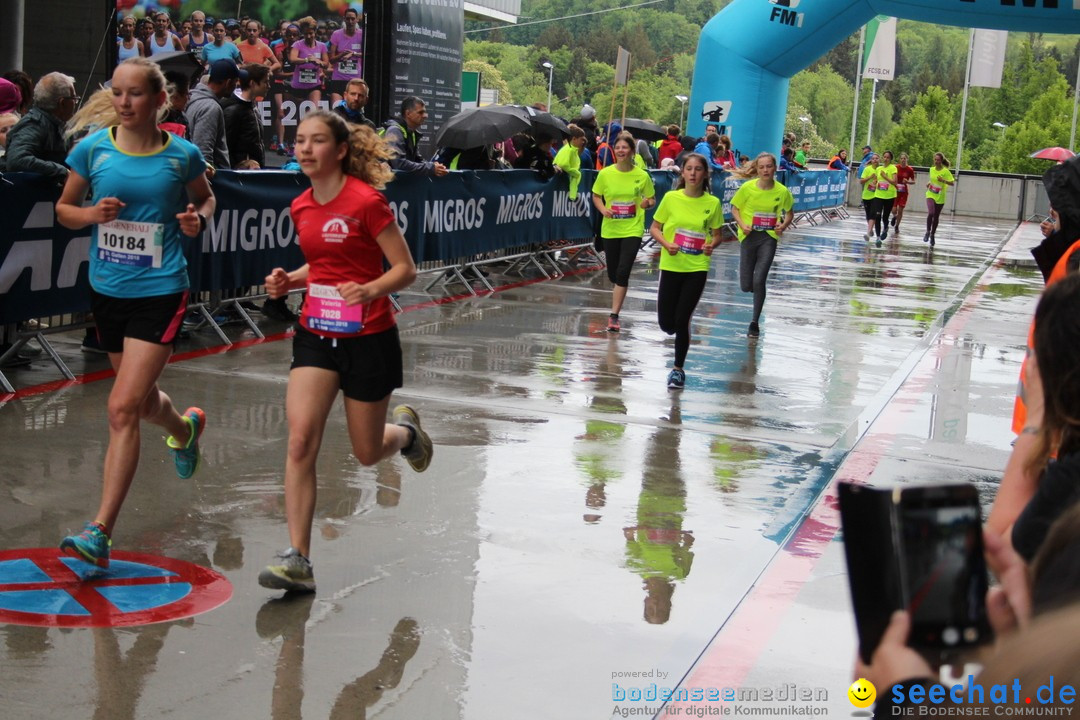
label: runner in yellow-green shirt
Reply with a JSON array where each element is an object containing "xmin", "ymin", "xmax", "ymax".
[
  {"xmin": 591, "ymin": 131, "xmax": 656, "ymax": 332},
  {"xmin": 730, "ymin": 152, "xmax": 794, "ymax": 338},
  {"xmin": 648, "ymin": 153, "xmax": 723, "ymax": 389},
  {"xmin": 924, "ymin": 151, "xmax": 955, "ymax": 248},
  {"xmin": 874, "ymin": 150, "xmax": 898, "ymax": 246},
  {"xmin": 859, "ymin": 153, "xmax": 881, "ymax": 243},
  {"xmin": 553, "ymin": 124, "xmax": 585, "ymax": 200}
]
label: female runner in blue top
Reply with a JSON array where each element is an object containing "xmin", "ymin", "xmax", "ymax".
[{"xmin": 55, "ymin": 57, "xmax": 215, "ymax": 569}]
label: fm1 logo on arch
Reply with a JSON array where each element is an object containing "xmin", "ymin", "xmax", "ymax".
[
  {"xmin": 769, "ymin": 0, "xmax": 804, "ymax": 27},
  {"xmin": 0, "ymin": 548, "xmax": 232, "ymax": 628}
]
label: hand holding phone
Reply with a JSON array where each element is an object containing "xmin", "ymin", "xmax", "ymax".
[{"xmin": 839, "ymin": 482, "xmax": 993, "ymax": 664}]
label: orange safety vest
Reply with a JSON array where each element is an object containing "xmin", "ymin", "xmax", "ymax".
[
  {"xmin": 595, "ymin": 142, "xmax": 611, "ymax": 170},
  {"xmin": 1012, "ymin": 236, "xmax": 1080, "ymax": 433}
]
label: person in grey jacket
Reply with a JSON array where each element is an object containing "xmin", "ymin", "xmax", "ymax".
[
  {"xmin": 380, "ymin": 96, "xmax": 447, "ymax": 176},
  {"xmin": 185, "ymin": 60, "xmax": 245, "ymax": 170},
  {"xmin": 2, "ymin": 72, "xmax": 77, "ymax": 182}
]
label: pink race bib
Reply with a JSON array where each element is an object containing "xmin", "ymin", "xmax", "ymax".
[
  {"xmin": 306, "ymin": 283, "xmax": 363, "ymax": 334},
  {"xmin": 928, "ymin": 183, "xmax": 943, "ymax": 194},
  {"xmin": 674, "ymin": 229, "xmax": 706, "ymax": 255},
  {"xmin": 751, "ymin": 213, "xmax": 777, "ymax": 232},
  {"xmin": 610, "ymin": 201, "xmax": 636, "ymax": 220},
  {"xmin": 878, "ymin": 181, "xmax": 889, "ymax": 191}
]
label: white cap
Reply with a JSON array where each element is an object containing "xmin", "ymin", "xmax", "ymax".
[{"xmin": 580, "ymin": 104, "xmax": 596, "ymax": 120}]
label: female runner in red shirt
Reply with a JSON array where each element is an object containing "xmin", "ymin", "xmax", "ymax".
[
  {"xmin": 890, "ymin": 153, "xmax": 916, "ymax": 234},
  {"xmin": 259, "ymin": 110, "xmax": 433, "ymax": 593}
]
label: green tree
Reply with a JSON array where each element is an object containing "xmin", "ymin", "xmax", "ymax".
[
  {"xmin": 849, "ymin": 80, "xmax": 895, "ymax": 151},
  {"xmin": 788, "ymin": 67, "xmax": 855, "ymax": 150},
  {"xmin": 880, "ymin": 86, "xmax": 955, "ymax": 166},
  {"xmin": 987, "ymin": 76, "xmax": 1073, "ymax": 174},
  {"xmin": 536, "ymin": 24, "xmax": 573, "ymax": 52},
  {"xmin": 784, "ymin": 103, "xmax": 830, "ymax": 159},
  {"xmin": 463, "ymin": 60, "xmax": 514, "ymax": 105}
]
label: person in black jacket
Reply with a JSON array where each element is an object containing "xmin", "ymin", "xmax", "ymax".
[
  {"xmin": 1007, "ymin": 274, "xmax": 1080, "ymax": 560},
  {"xmin": 221, "ymin": 64, "xmax": 269, "ymax": 168},
  {"xmin": 513, "ymin": 133, "xmax": 556, "ymax": 180},
  {"xmin": 331, "ymin": 78, "xmax": 376, "ymax": 130},
  {"xmin": 380, "ymin": 96, "xmax": 447, "ymax": 176},
  {"xmin": 2, "ymin": 71, "xmax": 77, "ymax": 182}
]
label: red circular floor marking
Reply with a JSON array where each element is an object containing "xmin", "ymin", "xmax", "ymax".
[{"xmin": 0, "ymin": 548, "xmax": 232, "ymax": 628}]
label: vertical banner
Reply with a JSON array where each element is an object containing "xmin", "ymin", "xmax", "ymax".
[
  {"xmin": 969, "ymin": 29, "xmax": 1008, "ymax": 89},
  {"xmin": 861, "ymin": 16, "xmax": 896, "ymax": 81},
  {"xmin": 390, "ymin": 0, "xmax": 465, "ymax": 156},
  {"xmin": 461, "ymin": 70, "xmax": 481, "ymax": 111},
  {"xmin": 614, "ymin": 47, "xmax": 631, "ymax": 86}
]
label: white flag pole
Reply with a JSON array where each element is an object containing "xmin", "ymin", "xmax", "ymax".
[
  {"xmin": 848, "ymin": 26, "xmax": 866, "ymax": 168},
  {"xmin": 951, "ymin": 28, "xmax": 975, "ymax": 214},
  {"xmin": 866, "ymin": 79, "xmax": 878, "ymax": 146}
]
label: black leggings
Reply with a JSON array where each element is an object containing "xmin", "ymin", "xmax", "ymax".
[
  {"xmin": 604, "ymin": 236, "xmax": 642, "ymax": 287},
  {"xmin": 657, "ymin": 270, "xmax": 708, "ymax": 368},
  {"xmin": 876, "ymin": 198, "xmax": 894, "ymax": 236},
  {"xmin": 863, "ymin": 197, "xmax": 882, "ymax": 223},
  {"xmin": 739, "ymin": 231, "xmax": 777, "ymax": 324},
  {"xmin": 925, "ymin": 200, "xmax": 945, "ymax": 237}
]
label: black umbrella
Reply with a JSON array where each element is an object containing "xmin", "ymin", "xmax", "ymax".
[
  {"xmin": 148, "ymin": 50, "xmax": 204, "ymax": 80},
  {"xmin": 621, "ymin": 118, "xmax": 666, "ymax": 142},
  {"xmin": 523, "ymin": 106, "xmax": 570, "ymax": 140},
  {"xmin": 434, "ymin": 105, "xmax": 532, "ymax": 149}
]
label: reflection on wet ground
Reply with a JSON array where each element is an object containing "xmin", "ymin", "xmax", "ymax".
[{"xmin": 0, "ymin": 214, "xmax": 1040, "ymax": 719}]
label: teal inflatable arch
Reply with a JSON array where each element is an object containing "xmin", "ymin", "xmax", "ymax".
[{"xmin": 690, "ymin": 0, "xmax": 1080, "ymax": 158}]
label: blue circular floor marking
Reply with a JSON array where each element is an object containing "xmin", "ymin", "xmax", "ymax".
[{"xmin": 0, "ymin": 548, "xmax": 232, "ymax": 627}]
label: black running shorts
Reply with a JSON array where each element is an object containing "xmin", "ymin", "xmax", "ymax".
[
  {"xmin": 290, "ymin": 325, "xmax": 403, "ymax": 402},
  {"xmin": 90, "ymin": 289, "xmax": 189, "ymax": 353}
]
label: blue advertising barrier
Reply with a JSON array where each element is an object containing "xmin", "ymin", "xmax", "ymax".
[{"xmin": 0, "ymin": 167, "xmax": 844, "ymax": 326}]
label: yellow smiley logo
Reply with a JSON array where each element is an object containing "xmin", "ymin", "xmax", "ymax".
[{"xmin": 848, "ymin": 678, "xmax": 876, "ymax": 708}]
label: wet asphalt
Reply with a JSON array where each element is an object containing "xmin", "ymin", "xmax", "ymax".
[{"xmin": 0, "ymin": 209, "xmax": 1041, "ymax": 719}]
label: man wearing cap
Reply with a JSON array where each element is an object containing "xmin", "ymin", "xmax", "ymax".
[
  {"xmin": 186, "ymin": 60, "xmax": 247, "ymax": 170},
  {"xmin": 1, "ymin": 72, "xmax": 76, "ymax": 182},
  {"xmin": 572, "ymin": 103, "xmax": 600, "ymax": 157},
  {"xmin": 856, "ymin": 144, "xmax": 873, "ymax": 176}
]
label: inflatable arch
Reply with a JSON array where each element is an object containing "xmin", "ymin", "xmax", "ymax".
[{"xmin": 689, "ymin": 0, "xmax": 1080, "ymax": 158}]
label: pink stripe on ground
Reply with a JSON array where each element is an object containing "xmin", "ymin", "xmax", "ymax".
[{"xmin": 668, "ymin": 290, "xmax": 994, "ymax": 712}]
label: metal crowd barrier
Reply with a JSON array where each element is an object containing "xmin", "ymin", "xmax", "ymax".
[{"xmin": 0, "ymin": 240, "xmax": 602, "ymax": 394}]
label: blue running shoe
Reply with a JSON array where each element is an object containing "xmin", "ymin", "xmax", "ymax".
[
  {"xmin": 667, "ymin": 368, "xmax": 686, "ymax": 390},
  {"xmin": 167, "ymin": 407, "xmax": 205, "ymax": 479},
  {"xmin": 60, "ymin": 522, "xmax": 111, "ymax": 569}
]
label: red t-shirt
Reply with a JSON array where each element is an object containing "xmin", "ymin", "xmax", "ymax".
[
  {"xmin": 290, "ymin": 175, "xmax": 397, "ymax": 338},
  {"xmin": 895, "ymin": 164, "xmax": 915, "ymax": 191}
]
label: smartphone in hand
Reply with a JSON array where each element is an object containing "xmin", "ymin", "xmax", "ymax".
[{"xmin": 839, "ymin": 482, "xmax": 993, "ymax": 664}]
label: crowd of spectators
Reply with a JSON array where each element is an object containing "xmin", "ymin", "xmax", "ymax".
[{"xmin": 101, "ymin": 8, "xmax": 366, "ymax": 159}]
